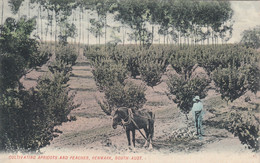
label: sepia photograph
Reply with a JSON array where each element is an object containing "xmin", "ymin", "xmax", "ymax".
[{"xmin": 0, "ymin": 0, "xmax": 259, "ymax": 162}]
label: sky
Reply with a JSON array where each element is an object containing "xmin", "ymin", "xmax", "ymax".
[
  {"xmin": 229, "ymin": 1, "xmax": 260, "ymax": 43},
  {"xmin": 1, "ymin": 0, "xmax": 260, "ymax": 44}
]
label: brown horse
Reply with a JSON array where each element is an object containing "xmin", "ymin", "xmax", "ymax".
[{"xmin": 112, "ymin": 107, "xmax": 155, "ymax": 149}]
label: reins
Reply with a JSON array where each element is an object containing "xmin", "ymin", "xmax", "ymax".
[{"xmin": 118, "ymin": 109, "xmax": 148, "ymax": 141}]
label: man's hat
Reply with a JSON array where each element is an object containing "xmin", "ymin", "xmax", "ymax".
[{"xmin": 193, "ymin": 96, "xmax": 200, "ymax": 102}]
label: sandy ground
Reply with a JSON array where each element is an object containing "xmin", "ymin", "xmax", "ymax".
[{"xmin": 13, "ymin": 51, "xmax": 259, "ymax": 163}]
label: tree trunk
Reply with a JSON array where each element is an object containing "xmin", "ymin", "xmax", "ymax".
[
  {"xmin": 152, "ymin": 26, "xmax": 154, "ymax": 44},
  {"xmin": 82, "ymin": 10, "xmax": 85, "ymax": 44},
  {"xmin": 105, "ymin": 15, "xmax": 107, "ymax": 49},
  {"xmin": 51, "ymin": 10, "xmax": 53, "ymax": 45},
  {"xmin": 158, "ymin": 26, "xmax": 160, "ymax": 44},
  {"xmin": 87, "ymin": 11, "xmax": 89, "ymax": 45},
  {"xmin": 1, "ymin": 0, "xmax": 4, "ymax": 25},
  {"xmin": 167, "ymin": 30, "xmax": 169, "ymax": 45},
  {"xmin": 40, "ymin": 6, "xmax": 43, "ymax": 42},
  {"xmin": 46, "ymin": 9, "xmax": 49, "ymax": 44},
  {"xmin": 28, "ymin": 0, "xmax": 30, "ymax": 19},
  {"xmin": 122, "ymin": 26, "xmax": 125, "ymax": 46},
  {"xmin": 79, "ymin": 9, "xmax": 81, "ymax": 54},
  {"xmin": 207, "ymin": 26, "xmax": 209, "ymax": 45},
  {"xmin": 163, "ymin": 34, "xmax": 165, "ymax": 45},
  {"xmin": 211, "ymin": 32, "xmax": 214, "ymax": 45},
  {"xmin": 73, "ymin": 9, "xmax": 76, "ymax": 45},
  {"xmin": 139, "ymin": 29, "xmax": 141, "ymax": 46},
  {"xmin": 55, "ymin": 11, "xmax": 57, "ymax": 54},
  {"xmin": 36, "ymin": 9, "xmax": 39, "ymax": 37}
]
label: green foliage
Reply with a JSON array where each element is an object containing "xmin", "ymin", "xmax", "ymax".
[
  {"xmin": 91, "ymin": 57, "xmax": 128, "ymax": 91},
  {"xmin": 167, "ymin": 74, "xmax": 209, "ymax": 114},
  {"xmin": 84, "ymin": 46, "xmax": 108, "ymax": 63},
  {"xmin": 170, "ymin": 46, "xmax": 196, "ymax": 80},
  {"xmin": 225, "ymin": 109, "xmax": 259, "ymax": 151},
  {"xmin": 0, "ymin": 13, "xmax": 78, "ymax": 152},
  {"xmin": 48, "ymin": 60, "xmax": 72, "ymax": 77},
  {"xmin": 58, "ymin": 23, "xmax": 77, "ymax": 46},
  {"xmin": 139, "ymin": 48, "xmax": 168, "ymax": 87},
  {"xmin": 55, "ymin": 45, "xmax": 78, "ymax": 66},
  {"xmin": 139, "ymin": 59, "xmax": 165, "ymax": 87},
  {"xmin": 245, "ymin": 64, "xmax": 260, "ymax": 94},
  {"xmin": 212, "ymin": 66, "xmax": 248, "ymax": 103},
  {"xmin": 0, "ymin": 89, "xmax": 53, "ymax": 152},
  {"xmin": 114, "ymin": 0, "xmax": 152, "ymax": 45},
  {"xmin": 0, "ymin": 60, "xmax": 77, "ymax": 151},
  {"xmin": 240, "ymin": 26, "xmax": 260, "ymax": 49},
  {"xmin": 108, "ymin": 45, "xmax": 141, "ymax": 78},
  {"xmin": 0, "ymin": 17, "xmax": 37, "ymax": 60},
  {"xmin": 124, "ymin": 49, "xmax": 141, "ymax": 78},
  {"xmin": 37, "ymin": 71, "xmax": 75, "ymax": 125},
  {"xmin": 8, "ymin": 0, "xmax": 24, "ymax": 14},
  {"xmin": 0, "ymin": 53, "xmax": 25, "ymax": 90},
  {"xmin": 196, "ymin": 45, "xmax": 258, "ymax": 75},
  {"xmin": 89, "ymin": 18, "xmax": 105, "ymax": 44},
  {"xmin": 0, "ymin": 17, "xmax": 51, "ymax": 91},
  {"xmin": 104, "ymin": 81, "xmax": 147, "ymax": 109}
]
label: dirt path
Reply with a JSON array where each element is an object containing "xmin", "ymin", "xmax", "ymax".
[{"xmin": 34, "ymin": 55, "xmax": 255, "ymax": 156}]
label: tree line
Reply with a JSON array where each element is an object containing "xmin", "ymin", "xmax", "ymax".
[{"xmin": 1, "ymin": 0, "xmax": 233, "ymax": 46}]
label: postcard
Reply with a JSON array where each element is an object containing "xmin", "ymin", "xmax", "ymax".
[{"xmin": 0, "ymin": 0, "xmax": 259, "ymax": 162}]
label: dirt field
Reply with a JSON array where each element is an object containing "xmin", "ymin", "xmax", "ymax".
[{"xmin": 19, "ymin": 51, "xmax": 259, "ymax": 161}]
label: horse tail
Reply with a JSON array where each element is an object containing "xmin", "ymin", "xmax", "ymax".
[{"xmin": 148, "ymin": 112, "xmax": 155, "ymax": 139}]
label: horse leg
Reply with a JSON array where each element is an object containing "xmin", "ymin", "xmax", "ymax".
[
  {"xmin": 132, "ymin": 129, "xmax": 136, "ymax": 148},
  {"xmin": 148, "ymin": 120, "xmax": 154, "ymax": 150},
  {"xmin": 143, "ymin": 127, "xmax": 149, "ymax": 147},
  {"xmin": 126, "ymin": 129, "xmax": 131, "ymax": 148}
]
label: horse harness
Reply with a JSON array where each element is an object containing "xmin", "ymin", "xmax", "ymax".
[{"xmin": 119, "ymin": 108, "xmax": 149, "ymax": 140}]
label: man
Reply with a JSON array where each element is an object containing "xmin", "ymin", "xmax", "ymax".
[{"xmin": 192, "ymin": 96, "xmax": 203, "ymax": 136}]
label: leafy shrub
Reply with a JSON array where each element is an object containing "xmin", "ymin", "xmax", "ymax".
[
  {"xmin": 245, "ymin": 63, "xmax": 260, "ymax": 94},
  {"xmin": 104, "ymin": 81, "xmax": 147, "ymax": 109},
  {"xmin": 0, "ymin": 17, "xmax": 37, "ymax": 61},
  {"xmin": 83, "ymin": 46, "xmax": 107, "ymax": 63},
  {"xmin": 170, "ymin": 46, "xmax": 197, "ymax": 80},
  {"xmin": 166, "ymin": 74, "xmax": 209, "ymax": 114},
  {"xmin": 0, "ymin": 89, "xmax": 53, "ymax": 152},
  {"xmin": 0, "ymin": 17, "xmax": 51, "ymax": 91},
  {"xmin": 69, "ymin": 116, "xmax": 77, "ymax": 121},
  {"xmin": 139, "ymin": 58, "xmax": 166, "ymax": 87},
  {"xmin": 37, "ymin": 71, "xmax": 76, "ymax": 125},
  {"xmin": 48, "ymin": 60, "xmax": 73, "ymax": 77},
  {"xmin": 225, "ymin": 109, "xmax": 259, "ymax": 151},
  {"xmin": 55, "ymin": 45, "xmax": 78, "ymax": 66},
  {"xmin": 212, "ymin": 66, "xmax": 248, "ymax": 104},
  {"xmin": 240, "ymin": 26, "xmax": 260, "ymax": 49},
  {"xmin": 0, "ymin": 17, "xmax": 77, "ymax": 153},
  {"xmin": 138, "ymin": 47, "xmax": 169, "ymax": 87},
  {"xmin": 196, "ymin": 45, "xmax": 258, "ymax": 75},
  {"xmin": 125, "ymin": 51, "xmax": 141, "ymax": 78},
  {"xmin": 91, "ymin": 58, "xmax": 128, "ymax": 91},
  {"xmin": 0, "ymin": 53, "xmax": 25, "ymax": 90}
]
